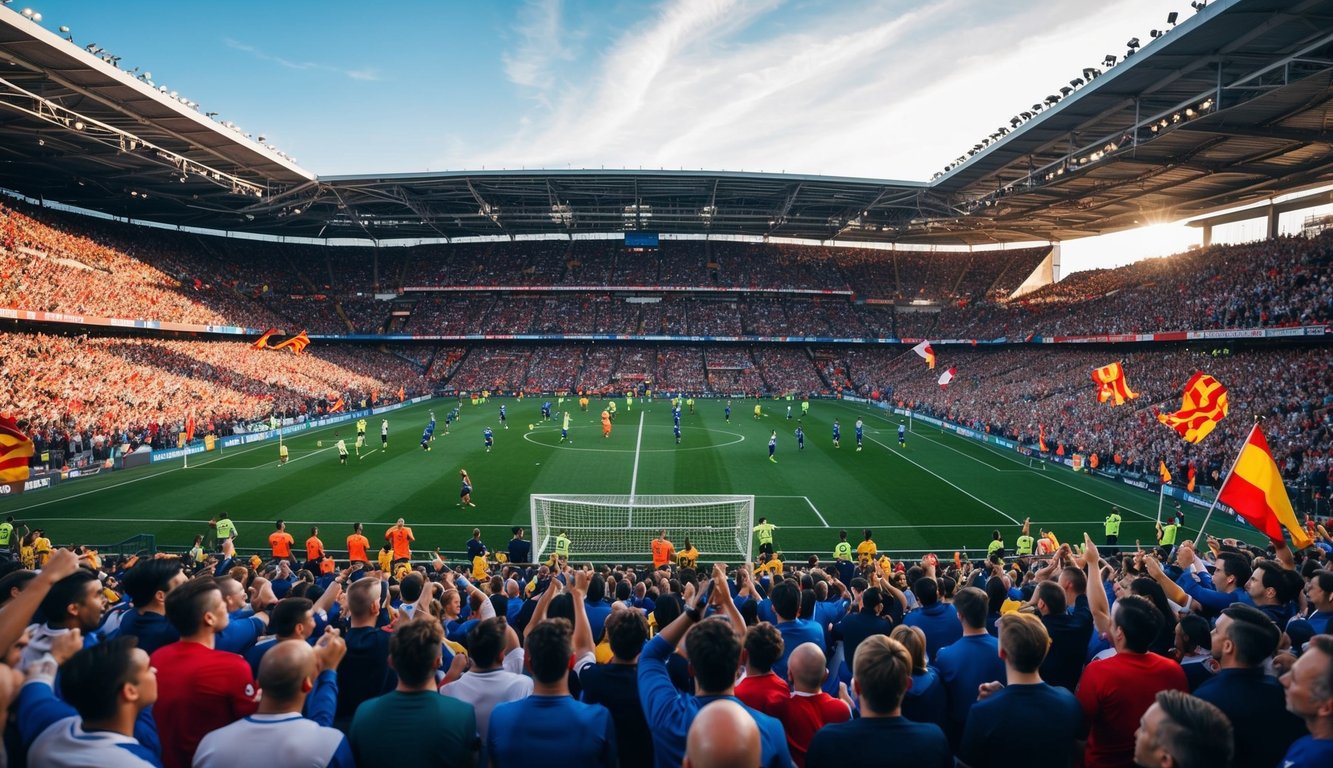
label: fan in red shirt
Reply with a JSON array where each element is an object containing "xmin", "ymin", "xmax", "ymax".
[
  {"xmin": 775, "ymin": 642, "xmax": 852, "ymax": 767},
  {"xmin": 735, "ymin": 622, "xmax": 789, "ymax": 717},
  {"xmin": 151, "ymin": 577, "xmax": 259, "ymax": 768},
  {"xmin": 1075, "ymin": 536, "xmax": 1187, "ymax": 768}
]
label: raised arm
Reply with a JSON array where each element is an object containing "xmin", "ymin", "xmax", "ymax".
[
  {"xmin": 1082, "ymin": 533, "xmax": 1112, "ymax": 637},
  {"xmin": 0, "ymin": 549, "xmax": 79, "ymax": 655},
  {"xmin": 569, "ymin": 567, "xmax": 596, "ymax": 659}
]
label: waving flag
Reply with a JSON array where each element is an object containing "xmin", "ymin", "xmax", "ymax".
[
  {"xmin": 250, "ymin": 328, "xmax": 280, "ymax": 350},
  {"xmin": 398, "ymin": 385, "xmax": 406, "ymax": 402},
  {"xmin": 1159, "ymin": 461, "xmax": 1172, "ymax": 485},
  {"xmin": 271, "ymin": 330, "xmax": 311, "ymax": 355},
  {"xmin": 1156, "ymin": 372, "xmax": 1228, "ymax": 443},
  {"xmin": 1038, "ymin": 424, "xmax": 1048, "ymax": 453},
  {"xmin": 1091, "ymin": 362, "xmax": 1138, "ymax": 405},
  {"xmin": 1187, "ymin": 462, "xmax": 1196, "ymax": 492},
  {"xmin": 1219, "ymin": 425, "xmax": 1310, "ymax": 548},
  {"xmin": 910, "ymin": 340, "xmax": 936, "ymax": 369},
  {"xmin": 0, "ymin": 415, "xmax": 34, "ymax": 484},
  {"xmin": 937, "ymin": 367, "xmax": 956, "ymax": 389},
  {"xmin": 185, "ymin": 415, "xmax": 196, "ymax": 443}
]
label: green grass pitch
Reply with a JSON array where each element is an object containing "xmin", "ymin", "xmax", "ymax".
[{"xmin": 1, "ymin": 397, "xmax": 1260, "ymax": 562}]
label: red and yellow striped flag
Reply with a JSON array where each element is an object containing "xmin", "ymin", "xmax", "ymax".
[
  {"xmin": 1219, "ymin": 425, "xmax": 1310, "ymax": 548},
  {"xmin": 1091, "ymin": 362, "xmax": 1138, "ymax": 406},
  {"xmin": 271, "ymin": 330, "xmax": 311, "ymax": 354},
  {"xmin": 0, "ymin": 415, "xmax": 34, "ymax": 484},
  {"xmin": 1156, "ymin": 372, "xmax": 1228, "ymax": 443}
]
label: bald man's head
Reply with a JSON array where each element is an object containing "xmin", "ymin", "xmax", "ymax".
[
  {"xmin": 258, "ymin": 639, "xmax": 316, "ymax": 702},
  {"xmin": 787, "ymin": 642, "xmax": 828, "ymax": 692},
  {"xmin": 684, "ymin": 699, "xmax": 760, "ymax": 768}
]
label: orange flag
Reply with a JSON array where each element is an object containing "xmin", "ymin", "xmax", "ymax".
[
  {"xmin": 1091, "ymin": 362, "xmax": 1138, "ymax": 406},
  {"xmin": 1187, "ymin": 463, "xmax": 1196, "ymax": 493},
  {"xmin": 0, "ymin": 415, "xmax": 34, "ymax": 484},
  {"xmin": 271, "ymin": 331, "xmax": 311, "ymax": 354},
  {"xmin": 1158, "ymin": 461, "xmax": 1172, "ymax": 485},
  {"xmin": 250, "ymin": 328, "xmax": 280, "ymax": 350},
  {"xmin": 1038, "ymin": 425, "xmax": 1048, "ymax": 453},
  {"xmin": 1157, "ymin": 372, "xmax": 1228, "ymax": 443},
  {"xmin": 1219, "ymin": 425, "xmax": 1310, "ymax": 548},
  {"xmin": 398, "ymin": 386, "xmax": 406, "ymax": 402}
]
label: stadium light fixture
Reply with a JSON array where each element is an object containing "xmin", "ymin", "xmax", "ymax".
[
  {"xmin": 1167, "ymin": 11, "xmax": 1179, "ymax": 25},
  {"xmin": 1103, "ymin": 54, "xmax": 1117, "ymax": 67},
  {"xmin": 1070, "ymin": 78, "xmax": 1083, "ymax": 87},
  {"xmin": 1126, "ymin": 37, "xmax": 1140, "ymax": 49},
  {"xmin": 1191, "ymin": 1, "xmax": 1206, "ymax": 10},
  {"xmin": 1059, "ymin": 86, "xmax": 1073, "ymax": 96},
  {"xmin": 1151, "ymin": 29, "xmax": 1162, "ymax": 39}
]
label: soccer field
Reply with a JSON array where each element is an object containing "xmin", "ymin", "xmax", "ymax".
[{"xmin": 1, "ymin": 397, "xmax": 1261, "ymax": 562}]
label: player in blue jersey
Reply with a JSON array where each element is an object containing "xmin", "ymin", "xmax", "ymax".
[
  {"xmin": 483, "ymin": 426, "xmax": 494, "ymax": 453},
  {"xmin": 673, "ymin": 406, "xmax": 681, "ymax": 426},
  {"xmin": 768, "ymin": 430, "xmax": 778, "ymax": 463},
  {"xmin": 855, "ymin": 418, "xmax": 864, "ymax": 452},
  {"xmin": 420, "ymin": 422, "xmax": 434, "ymax": 451},
  {"xmin": 724, "ymin": 401, "xmax": 731, "ymax": 423},
  {"xmin": 794, "ymin": 425, "xmax": 805, "ymax": 450},
  {"xmin": 459, "ymin": 469, "xmax": 475, "ymax": 507},
  {"xmin": 542, "ymin": 401, "xmax": 552, "ymax": 420},
  {"xmin": 832, "ymin": 419, "xmax": 841, "ymax": 449},
  {"xmin": 898, "ymin": 421, "xmax": 907, "ymax": 447},
  {"xmin": 444, "ymin": 408, "xmax": 455, "ymax": 434},
  {"xmin": 499, "ymin": 404, "xmax": 508, "ymax": 429},
  {"xmin": 674, "ymin": 422, "xmax": 681, "ymax": 444}
]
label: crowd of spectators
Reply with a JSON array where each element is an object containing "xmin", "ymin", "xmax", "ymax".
[
  {"xmin": 2, "ymin": 332, "xmax": 430, "ymax": 459},
  {"xmin": 836, "ymin": 345, "xmax": 1332, "ymax": 497},
  {"xmin": 2, "ymin": 514, "xmax": 1332, "ymax": 767}
]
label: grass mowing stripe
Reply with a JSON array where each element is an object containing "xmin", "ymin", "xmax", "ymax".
[{"xmin": 864, "ymin": 433, "xmax": 1021, "ymax": 525}]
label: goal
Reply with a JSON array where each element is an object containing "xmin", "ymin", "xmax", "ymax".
[{"xmin": 530, "ymin": 494, "xmax": 755, "ymax": 564}]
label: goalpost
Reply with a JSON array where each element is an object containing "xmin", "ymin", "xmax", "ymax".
[{"xmin": 530, "ymin": 494, "xmax": 755, "ymax": 564}]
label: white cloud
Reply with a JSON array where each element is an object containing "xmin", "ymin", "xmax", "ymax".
[
  {"xmin": 224, "ymin": 38, "xmax": 381, "ymax": 82},
  {"xmin": 502, "ymin": 0, "xmax": 578, "ymax": 93},
  {"xmin": 464, "ymin": 0, "xmax": 1175, "ymax": 179}
]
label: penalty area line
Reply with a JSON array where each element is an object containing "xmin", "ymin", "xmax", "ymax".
[{"xmin": 868, "ymin": 435, "xmax": 1021, "ymax": 525}]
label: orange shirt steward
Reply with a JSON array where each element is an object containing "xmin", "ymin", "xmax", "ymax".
[
  {"xmin": 268, "ymin": 531, "xmax": 294, "ymax": 559},
  {"xmin": 305, "ymin": 535, "xmax": 324, "ymax": 562},
  {"xmin": 651, "ymin": 538, "xmax": 675, "ymax": 568},
  {"xmin": 347, "ymin": 533, "xmax": 370, "ymax": 563},
  {"xmin": 386, "ymin": 526, "xmax": 414, "ymax": 560}
]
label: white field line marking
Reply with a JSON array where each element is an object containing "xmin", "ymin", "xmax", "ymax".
[
  {"xmin": 804, "ymin": 496, "xmax": 829, "ymax": 527},
  {"xmin": 24, "ymin": 517, "xmax": 1117, "ymax": 530},
  {"xmin": 1, "ymin": 439, "xmax": 278, "ymax": 513},
  {"xmin": 866, "ymin": 435, "xmax": 1021, "ymax": 525},
  {"xmin": 629, "ymin": 411, "xmax": 645, "ymax": 501}
]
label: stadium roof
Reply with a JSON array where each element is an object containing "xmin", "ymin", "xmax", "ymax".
[{"xmin": 1, "ymin": 0, "xmax": 1331, "ymax": 245}]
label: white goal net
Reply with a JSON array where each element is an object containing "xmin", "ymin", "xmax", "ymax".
[{"xmin": 530, "ymin": 494, "xmax": 754, "ymax": 564}]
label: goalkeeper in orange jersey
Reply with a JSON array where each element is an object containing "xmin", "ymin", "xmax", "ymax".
[{"xmin": 601, "ymin": 409, "xmax": 612, "ymax": 438}]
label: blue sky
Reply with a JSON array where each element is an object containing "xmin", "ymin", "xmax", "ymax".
[{"xmin": 19, "ymin": 0, "xmax": 1317, "ymax": 271}]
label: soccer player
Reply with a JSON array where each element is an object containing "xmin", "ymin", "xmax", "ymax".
[
  {"xmin": 832, "ymin": 419, "xmax": 841, "ymax": 448},
  {"xmin": 651, "ymin": 531, "xmax": 675, "ymax": 569},
  {"xmin": 499, "ymin": 404, "xmax": 508, "ymax": 429},
  {"xmin": 607, "ymin": 400, "xmax": 617, "ymax": 421},
  {"xmin": 380, "ymin": 418, "xmax": 389, "ymax": 449},
  {"xmin": 801, "ymin": 399, "xmax": 810, "ymax": 418},
  {"xmin": 356, "ymin": 417, "xmax": 367, "ymax": 455},
  {"xmin": 768, "ymin": 431, "xmax": 778, "ymax": 463},
  {"xmin": 898, "ymin": 421, "xmax": 907, "ymax": 447},
  {"xmin": 786, "ymin": 404, "xmax": 792, "ymax": 420},
  {"xmin": 459, "ymin": 469, "xmax": 475, "ymax": 507},
  {"xmin": 561, "ymin": 410, "xmax": 572, "ymax": 443},
  {"xmin": 483, "ymin": 426, "xmax": 494, "ymax": 453},
  {"xmin": 674, "ymin": 422, "xmax": 682, "ymax": 444},
  {"xmin": 542, "ymin": 401, "xmax": 552, "ymax": 421},
  {"xmin": 754, "ymin": 403, "xmax": 762, "ymax": 420},
  {"xmin": 687, "ymin": 397, "xmax": 695, "ymax": 414},
  {"xmin": 421, "ymin": 419, "xmax": 435, "ymax": 452},
  {"xmin": 673, "ymin": 405, "xmax": 681, "ymax": 426},
  {"xmin": 754, "ymin": 517, "xmax": 778, "ymax": 557},
  {"xmin": 336, "ymin": 435, "xmax": 348, "ymax": 465},
  {"xmin": 855, "ymin": 418, "xmax": 864, "ymax": 451},
  {"xmin": 445, "ymin": 408, "xmax": 455, "ymax": 435},
  {"xmin": 278, "ymin": 442, "xmax": 288, "ymax": 466},
  {"xmin": 795, "ymin": 425, "xmax": 805, "ymax": 450},
  {"xmin": 724, "ymin": 401, "xmax": 732, "ymax": 423},
  {"xmin": 601, "ymin": 409, "xmax": 612, "ymax": 438}
]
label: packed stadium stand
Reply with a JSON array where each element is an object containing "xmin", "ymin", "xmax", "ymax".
[{"xmin": 4, "ymin": 2, "xmax": 1333, "ymax": 766}]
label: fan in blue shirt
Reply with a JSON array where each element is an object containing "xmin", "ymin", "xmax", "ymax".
[{"xmin": 637, "ymin": 567, "xmax": 792, "ymax": 768}]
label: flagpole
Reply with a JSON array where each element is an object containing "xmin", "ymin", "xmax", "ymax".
[
  {"xmin": 1194, "ymin": 421, "xmax": 1259, "ymax": 543},
  {"xmin": 1155, "ymin": 484, "xmax": 1165, "ymax": 526}
]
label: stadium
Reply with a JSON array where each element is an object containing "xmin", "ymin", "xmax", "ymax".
[{"xmin": 0, "ymin": 2, "xmax": 1331, "ymax": 766}]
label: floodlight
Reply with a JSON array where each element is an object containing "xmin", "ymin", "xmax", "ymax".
[
  {"xmin": 1151, "ymin": 29, "xmax": 1162, "ymax": 38},
  {"xmin": 1127, "ymin": 37, "xmax": 1140, "ymax": 49},
  {"xmin": 1167, "ymin": 11, "xmax": 1179, "ymax": 24},
  {"xmin": 20, "ymin": 8, "xmax": 33, "ymax": 18},
  {"xmin": 1191, "ymin": 1, "xmax": 1206, "ymax": 10},
  {"xmin": 1070, "ymin": 78, "xmax": 1083, "ymax": 87},
  {"xmin": 1059, "ymin": 86, "xmax": 1072, "ymax": 96},
  {"xmin": 1104, "ymin": 54, "xmax": 1117, "ymax": 66},
  {"xmin": 72, "ymin": 120, "xmax": 83, "ymax": 130}
]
